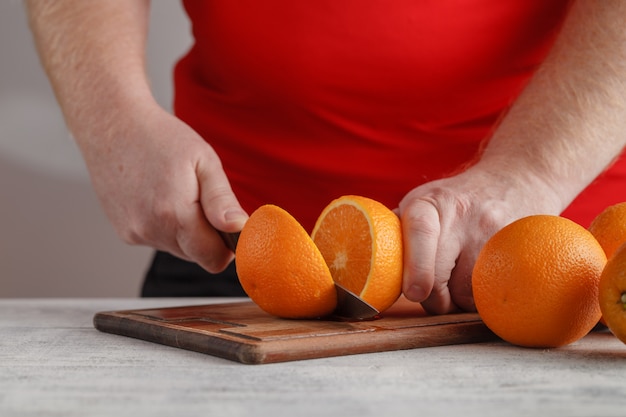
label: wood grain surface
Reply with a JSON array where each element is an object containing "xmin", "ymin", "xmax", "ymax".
[{"xmin": 94, "ymin": 298, "xmax": 496, "ymax": 364}]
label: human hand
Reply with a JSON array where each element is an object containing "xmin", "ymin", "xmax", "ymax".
[
  {"xmin": 397, "ymin": 166, "xmax": 563, "ymax": 314},
  {"xmin": 79, "ymin": 103, "xmax": 248, "ymax": 273}
]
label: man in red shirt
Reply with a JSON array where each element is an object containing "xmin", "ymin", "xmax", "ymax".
[{"xmin": 26, "ymin": 1, "xmax": 626, "ymax": 313}]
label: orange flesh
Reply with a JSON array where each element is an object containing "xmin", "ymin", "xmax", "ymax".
[{"xmin": 313, "ymin": 204, "xmax": 372, "ymax": 295}]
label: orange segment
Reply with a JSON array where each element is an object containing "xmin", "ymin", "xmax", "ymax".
[
  {"xmin": 472, "ymin": 215, "xmax": 606, "ymax": 348},
  {"xmin": 235, "ymin": 204, "xmax": 337, "ymax": 319},
  {"xmin": 311, "ymin": 195, "xmax": 403, "ymax": 313},
  {"xmin": 312, "ymin": 203, "xmax": 372, "ymax": 293}
]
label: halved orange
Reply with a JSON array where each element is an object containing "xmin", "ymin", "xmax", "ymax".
[
  {"xmin": 589, "ymin": 202, "xmax": 626, "ymax": 260},
  {"xmin": 588, "ymin": 202, "xmax": 626, "ymax": 326},
  {"xmin": 235, "ymin": 204, "xmax": 337, "ymax": 319},
  {"xmin": 311, "ymin": 195, "xmax": 403, "ymax": 312},
  {"xmin": 599, "ymin": 242, "xmax": 626, "ymax": 344}
]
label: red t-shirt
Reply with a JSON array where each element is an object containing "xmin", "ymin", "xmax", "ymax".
[{"xmin": 174, "ymin": 0, "xmax": 626, "ymax": 231}]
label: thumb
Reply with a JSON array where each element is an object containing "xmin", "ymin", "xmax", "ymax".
[{"xmin": 196, "ymin": 158, "xmax": 248, "ymax": 233}]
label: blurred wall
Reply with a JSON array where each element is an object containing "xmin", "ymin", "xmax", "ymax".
[{"xmin": 0, "ymin": 1, "xmax": 193, "ymax": 297}]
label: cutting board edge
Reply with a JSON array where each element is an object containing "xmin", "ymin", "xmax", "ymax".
[
  {"xmin": 93, "ymin": 311, "xmax": 267, "ymax": 364},
  {"xmin": 265, "ymin": 320, "xmax": 496, "ymax": 363},
  {"xmin": 93, "ymin": 310, "xmax": 497, "ymax": 365}
]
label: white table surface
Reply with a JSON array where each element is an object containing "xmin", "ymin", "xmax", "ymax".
[{"xmin": 2, "ymin": 298, "xmax": 626, "ymax": 417}]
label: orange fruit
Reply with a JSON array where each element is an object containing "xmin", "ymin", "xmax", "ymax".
[
  {"xmin": 311, "ymin": 195, "xmax": 403, "ymax": 313},
  {"xmin": 588, "ymin": 202, "xmax": 626, "ymax": 259},
  {"xmin": 472, "ymin": 215, "xmax": 606, "ymax": 348},
  {"xmin": 599, "ymin": 242, "xmax": 626, "ymax": 344},
  {"xmin": 588, "ymin": 202, "xmax": 626, "ymax": 326},
  {"xmin": 235, "ymin": 204, "xmax": 337, "ymax": 319}
]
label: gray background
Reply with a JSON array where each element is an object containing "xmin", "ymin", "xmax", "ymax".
[{"xmin": 1, "ymin": 1, "xmax": 193, "ymax": 296}]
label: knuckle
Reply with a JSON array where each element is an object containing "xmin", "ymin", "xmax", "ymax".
[
  {"xmin": 399, "ymin": 199, "xmax": 442, "ymax": 238},
  {"xmin": 202, "ymin": 185, "xmax": 235, "ymax": 207},
  {"xmin": 405, "ymin": 214, "xmax": 440, "ymax": 240}
]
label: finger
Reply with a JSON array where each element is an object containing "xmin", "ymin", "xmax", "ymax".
[
  {"xmin": 419, "ymin": 282, "xmax": 459, "ymax": 315},
  {"xmin": 400, "ymin": 200, "xmax": 440, "ymax": 303},
  {"xmin": 175, "ymin": 201, "xmax": 235, "ymax": 273},
  {"xmin": 195, "ymin": 154, "xmax": 248, "ymax": 233},
  {"xmin": 419, "ymin": 236, "xmax": 462, "ymax": 315},
  {"xmin": 448, "ymin": 250, "xmax": 477, "ymax": 312},
  {"xmin": 422, "ymin": 229, "xmax": 460, "ymax": 314}
]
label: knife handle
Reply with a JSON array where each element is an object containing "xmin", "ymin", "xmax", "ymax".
[{"xmin": 218, "ymin": 231, "xmax": 240, "ymax": 252}]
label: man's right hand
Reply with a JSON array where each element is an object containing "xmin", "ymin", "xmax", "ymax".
[
  {"xmin": 84, "ymin": 103, "xmax": 248, "ymax": 273},
  {"xmin": 25, "ymin": 0, "xmax": 248, "ymax": 273}
]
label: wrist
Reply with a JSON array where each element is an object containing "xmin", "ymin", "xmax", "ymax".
[
  {"xmin": 465, "ymin": 157, "xmax": 568, "ymax": 216},
  {"xmin": 64, "ymin": 81, "xmax": 158, "ymax": 147}
]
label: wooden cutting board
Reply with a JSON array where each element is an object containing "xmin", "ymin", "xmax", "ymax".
[{"xmin": 93, "ymin": 298, "xmax": 496, "ymax": 364}]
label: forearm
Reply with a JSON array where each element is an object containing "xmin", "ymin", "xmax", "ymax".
[
  {"xmin": 25, "ymin": 0, "xmax": 154, "ymax": 142},
  {"xmin": 477, "ymin": 0, "xmax": 626, "ymax": 212}
]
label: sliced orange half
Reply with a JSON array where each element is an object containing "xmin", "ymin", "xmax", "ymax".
[
  {"xmin": 311, "ymin": 195, "xmax": 403, "ymax": 312},
  {"xmin": 235, "ymin": 204, "xmax": 337, "ymax": 319}
]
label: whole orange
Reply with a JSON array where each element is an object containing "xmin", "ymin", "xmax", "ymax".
[
  {"xmin": 588, "ymin": 202, "xmax": 626, "ymax": 259},
  {"xmin": 235, "ymin": 204, "xmax": 337, "ymax": 319},
  {"xmin": 472, "ymin": 215, "xmax": 606, "ymax": 348},
  {"xmin": 311, "ymin": 195, "xmax": 403, "ymax": 312},
  {"xmin": 599, "ymin": 242, "xmax": 626, "ymax": 344}
]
